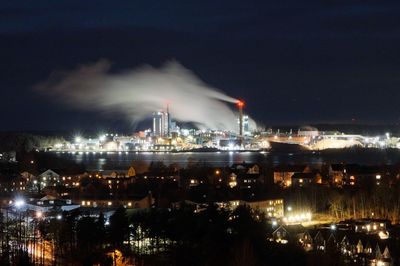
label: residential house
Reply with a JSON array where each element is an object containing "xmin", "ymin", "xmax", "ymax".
[
  {"xmin": 273, "ymin": 165, "xmax": 312, "ymax": 187},
  {"xmin": 25, "ymin": 195, "xmax": 80, "ymax": 213},
  {"xmin": 291, "ymin": 172, "xmax": 322, "ymax": 187},
  {"xmin": 37, "ymin": 169, "xmax": 61, "ymax": 189},
  {"xmin": 330, "ymin": 164, "xmax": 387, "ymax": 187},
  {"xmin": 270, "ymin": 224, "xmax": 307, "ymax": 244},
  {"xmin": 79, "ymin": 193, "xmax": 154, "ymax": 209},
  {"xmin": 230, "ymin": 162, "xmax": 262, "ymax": 189},
  {"xmin": 245, "ymin": 198, "xmax": 284, "ymax": 218},
  {"xmin": 329, "ymin": 163, "xmax": 346, "ymax": 186},
  {"xmin": 0, "ymin": 174, "xmax": 28, "ymax": 193}
]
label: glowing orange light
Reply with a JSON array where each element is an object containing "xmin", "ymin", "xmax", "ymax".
[{"xmin": 237, "ymin": 100, "xmax": 244, "ymax": 108}]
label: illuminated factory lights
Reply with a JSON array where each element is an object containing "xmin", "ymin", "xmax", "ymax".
[
  {"xmin": 47, "ymin": 114, "xmax": 400, "ymax": 153},
  {"xmin": 99, "ymin": 134, "xmax": 106, "ymax": 142}
]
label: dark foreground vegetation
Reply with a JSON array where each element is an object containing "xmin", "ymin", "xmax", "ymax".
[{"xmin": 1, "ymin": 205, "xmax": 311, "ymax": 266}]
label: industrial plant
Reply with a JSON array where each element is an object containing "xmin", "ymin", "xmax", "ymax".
[{"xmin": 46, "ymin": 100, "xmax": 400, "ymax": 153}]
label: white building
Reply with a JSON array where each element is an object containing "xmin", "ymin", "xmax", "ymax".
[
  {"xmin": 153, "ymin": 111, "xmax": 169, "ymax": 137},
  {"xmin": 37, "ymin": 169, "xmax": 60, "ymax": 189}
]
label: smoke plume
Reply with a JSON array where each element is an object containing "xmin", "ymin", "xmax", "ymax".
[{"xmin": 36, "ymin": 60, "xmax": 250, "ymax": 131}]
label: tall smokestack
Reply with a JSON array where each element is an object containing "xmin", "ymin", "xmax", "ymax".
[{"xmin": 237, "ymin": 100, "xmax": 244, "ymax": 137}]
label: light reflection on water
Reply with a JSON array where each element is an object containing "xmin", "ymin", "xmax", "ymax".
[{"xmin": 53, "ymin": 149, "xmax": 400, "ymax": 171}]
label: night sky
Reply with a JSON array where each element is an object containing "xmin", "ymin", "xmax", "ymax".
[{"xmin": 1, "ymin": 0, "xmax": 400, "ymax": 131}]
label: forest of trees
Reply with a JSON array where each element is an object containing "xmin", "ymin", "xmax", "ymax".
[
  {"xmin": 281, "ymin": 181, "xmax": 400, "ymax": 223},
  {"xmin": 0, "ymin": 205, "xmax": 308, "ymax": 266},
  {"xmin": 0, "ymin": 133, "xmax": 66, "ymax": 153}
]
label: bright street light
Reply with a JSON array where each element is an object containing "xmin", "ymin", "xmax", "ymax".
[
  {"xmin": 36, "ymin": 211, "xmax": 43, "ymax": 218},
  {"xmin": 15, "ymin": 199, "xmax": 25, "ymax": 209}
]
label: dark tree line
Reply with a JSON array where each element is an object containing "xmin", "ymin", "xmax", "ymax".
[
  {"xmin": 126, "ymin": 204, "xmax": 306, "ymax": 266},
  {"xmin": 0, "ymin": 133, "xmax": 65, "ymax": 153},
  {"xmin": 1, "ymin": 205, "xmax": 308, "ymax": 265},
  {"xmin": 282, "ymin": 182, "xmax": 400, "ymax": 223}
]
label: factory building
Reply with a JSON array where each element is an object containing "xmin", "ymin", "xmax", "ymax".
[
  {"xmin": 153, "ymin": 110, "xmax": 170, "ymax": 137},
  {"xmin": 237, "ymin": 115, "xmax": 251, "ymax": 136}
]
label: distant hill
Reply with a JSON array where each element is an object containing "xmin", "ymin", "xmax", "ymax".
[{"xmin": 0, "ymin": 132, "xmax": 66, "ymax": 152}]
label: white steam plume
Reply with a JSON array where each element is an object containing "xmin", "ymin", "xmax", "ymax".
[{"xmin": 36, "ymin": 60, "xmax": 248, "ymax": 131}]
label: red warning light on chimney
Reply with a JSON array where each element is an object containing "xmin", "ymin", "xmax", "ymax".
[{"xmin": 237, "ymin": 100, "xmax": 244, "ymax": 108}]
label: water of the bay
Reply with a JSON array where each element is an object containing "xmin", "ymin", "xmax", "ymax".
[{"xmin": 52, "ymin": 148, "xmax": 400, "ymax": 171}]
